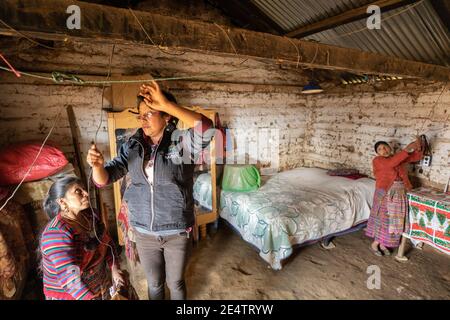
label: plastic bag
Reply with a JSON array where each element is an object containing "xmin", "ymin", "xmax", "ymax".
[{"xmin": 221, "ymin": 165, "xmax": 261, "ymax": 192}]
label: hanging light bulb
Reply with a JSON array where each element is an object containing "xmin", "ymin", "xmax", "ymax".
[
  {"xmin": 302, "ymin": 69, "xmax": 323, "ymax": 94},
  {"xmin": 302, "ymin": 80, "xmax": 324, "ymax": 94}
]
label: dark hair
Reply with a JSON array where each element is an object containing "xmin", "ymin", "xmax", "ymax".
[
  {"xmin": 38, "ymin": 176, "xmax": 83, "ymax": 277},
  {"xmin": 374, "ymin": 141, "xmax": 390, "ymax": 153},
  {"xmin": 137, "ymin": 89, "xmax": 178, "ymax": 117},
  {"xmin": 43, "ymin": 176, "xmax": 83, "ymax": 219},
  {"xmin": 137, "ymin": 89, "xmax": 179, "ymax": 130}
]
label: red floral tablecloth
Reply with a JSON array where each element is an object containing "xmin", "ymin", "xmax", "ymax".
[{"xmin": 406, "ymin": 187, "xmax": 450, "ymax": 255}]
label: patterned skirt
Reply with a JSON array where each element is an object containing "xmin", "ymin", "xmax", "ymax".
[{"xmin": 366, "ymin": 181, "xmax": 408, "ymax": 248}]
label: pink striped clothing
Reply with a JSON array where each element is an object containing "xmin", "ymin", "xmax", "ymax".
[{"xmin": 40, "ymin": 213, "xmax": 116, "ymax": 300}]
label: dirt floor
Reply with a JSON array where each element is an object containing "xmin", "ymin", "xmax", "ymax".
[
  {"xmin": 22, "ymin": 222, "xmax": 449, "ymax": 300},
  {"xmin": 126, "ymin": 222, "xmax": 450, "ymax": 300}
]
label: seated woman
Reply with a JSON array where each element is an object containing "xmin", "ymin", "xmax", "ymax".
[
  {"xmin": 39, "ymin": 176, "xmax": 123, "ymax": 300},
  {"xmin": 366, "ymin": 138, "xmax": 423, "ymax": 261}
]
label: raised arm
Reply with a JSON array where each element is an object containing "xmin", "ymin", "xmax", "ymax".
[
  {"xmin": 373, "ymin": 139, "xmax": 421, "ymax": 168},
  {"xmin": 406, "ymin": 150, "xmax": 423, "ymax": 163},
  {"xmin": 373, "ymin": 150, "xmax": 410, "ymax": 168},
  {"xmin": 87, "ymin": 142, "xmax": 129, "ymax": 187},
  {"xmin": 139, "ymin": 81, "xmax": 206, "ymax": 128}
]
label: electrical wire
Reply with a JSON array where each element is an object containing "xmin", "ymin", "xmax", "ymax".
[
  {"xmin": 0, "ymin": 53, "xmax": 21, "ymax": 77},
  {"xmin": 417, "ymin": 83, "xmax": 448, "ymax": 135},
  {"xmin": 94, "ymin": 44, "xmax": 115, "ymax": 145},
  {"xmin": 0, "ymin": 18, "xmax": 56, "ymax": 50},
  {"xmin": 0, "ymin": 66, "xmax": 51, "ymax": 80},
  {"xmin": 87, "ymin": 169, "xmax": 117, "ymax": 299},
  {"xmin": 91, "ymin": 44, "xmax": 117, "ymax": 299},
  {"xmin": 213, "ymin": 22, "xmax": 249, "ymax": 67},
  {"xmin": 128, "ymin": 7, "xmax": 186, "ymax": 56},
  {"xmin": 214, "ymin": 22, "xmax": 238, "ymax": 55}
]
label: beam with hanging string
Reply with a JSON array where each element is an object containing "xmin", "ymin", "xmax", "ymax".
[{"xmin": 0, "ymin": 0, "xmax": 449, "ymax": 82}]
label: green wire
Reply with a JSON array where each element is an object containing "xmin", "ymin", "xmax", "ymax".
[
  {"xmin": 0, "ymin": 66, "xmax": 54, "ymax": 80},
  {"xmin": 0, "ymin": 65, "xmax": 249, "ymax": 85}
]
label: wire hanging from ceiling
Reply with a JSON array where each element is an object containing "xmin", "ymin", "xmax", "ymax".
[
  {"xmin": 128, "ymin": 7, "xmax": 187, "ymax": 56},
  {"xmin": 0, "ymin": 18, "xmax": 56, "ymax": 50}
]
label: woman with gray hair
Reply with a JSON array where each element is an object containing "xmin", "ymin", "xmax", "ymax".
[{"xmin": 39, "ymin": 176, "xmax": 123, "ymax": 300}]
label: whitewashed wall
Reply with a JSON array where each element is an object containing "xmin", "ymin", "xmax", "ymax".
[
  {"xmin": 304, "ymin": 86, "xmax": 450, "ymax": 187},
  {"xmin": 0, "ymin": 79, "xmax": 310, "ymax": 223},
  {"xmin": 0, "ymin": 43, "xmax": 448, "ymax": 226}
]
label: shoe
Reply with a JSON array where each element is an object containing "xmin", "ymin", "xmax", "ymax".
[
  {"xmin": 370, "ymin": 245, "xmax": 382, "ymax": 257},
  {"xmin": 380, "ymin": 247, "xmax": 391, "ymax": 256}
]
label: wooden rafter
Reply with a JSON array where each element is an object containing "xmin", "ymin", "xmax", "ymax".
[
  {"xmin": 208, "ymin": 0, "xmax": 284, "ymax": 34},
  {"xmin": 429, "ymin": 0, "xmax": 450, "ymax": 34},
  {"xmin": 285, "ymin": 0, "xmax": 421, "ymax": 38},
  {"xmin": 0, "ymin": 0, "xmax": 448, "ymax": 82}
]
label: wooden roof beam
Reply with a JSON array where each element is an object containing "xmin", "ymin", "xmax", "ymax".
[
  {"xmin": 286, "ymin": 0, "xmax": 421, "ymax": 38},
  {"xmin": 0, "ymin": 0, "xmax": 448, "ymax": 82},
  {"xmin": 208, "ymin": 0, "xmax": 285, "ymax": 35},
  {"xmin": 429, "ymin": 0, "xmax": 450, "ymax": 34}
]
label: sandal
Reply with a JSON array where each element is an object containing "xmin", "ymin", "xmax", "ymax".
[
  {"xmin": 380, "ymin": 247, "xmax": 391, "ymax": 256},
  {"xmin": 370, "ymin": 245, "xmax": 382, "ymax": 257}
]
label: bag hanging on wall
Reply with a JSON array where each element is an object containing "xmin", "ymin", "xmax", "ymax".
[{"xmin": 0, "ymin": 141, "xmax": 68, "ymax": 186}]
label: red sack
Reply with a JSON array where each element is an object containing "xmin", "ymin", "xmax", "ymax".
[{"xmin": 0, "ymin": 141, "xmax": 68, "ymax": 186}]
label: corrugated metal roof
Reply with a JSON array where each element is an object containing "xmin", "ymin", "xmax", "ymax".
[{"xmin": 251, "ymin": 0, "xmax": 450, "ymax": 66}]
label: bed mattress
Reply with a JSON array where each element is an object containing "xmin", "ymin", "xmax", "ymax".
[{"xmin": 193, "ymin": 167, "xmax": 375, "ymax": 269}]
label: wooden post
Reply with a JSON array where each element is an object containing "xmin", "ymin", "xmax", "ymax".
[
  {"xmin": 67, "ymin": 105, "xmax": 105, "ymax": 223},
  {"xmin": 200, "ymin": 225, "xmax": 207, "ymax": 240},
  {"xmin": 396, "ymin": 234, "xmax": 408, "ymax": 260},
  {"xmin": 66, "ymin": 105, "xmax": 87, "ymax": 186}
]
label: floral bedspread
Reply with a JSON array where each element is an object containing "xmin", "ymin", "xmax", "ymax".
[{"xmin": 194, "ymin": 168, "xmax": 375, "ymax": 269}]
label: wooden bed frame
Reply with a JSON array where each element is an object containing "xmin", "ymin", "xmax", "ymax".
[{"xmin": 107, "ymin": 107, "xmax": 218, "ymax": 245}]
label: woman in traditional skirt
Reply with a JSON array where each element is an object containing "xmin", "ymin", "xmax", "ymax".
[{"xmin": 366, "ymin": 138, "xmax": 423, "ymax": 261}]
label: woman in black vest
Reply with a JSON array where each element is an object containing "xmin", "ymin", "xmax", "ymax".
[{"xmin": 87, "ymin": 81, "xmax": 213, "ymax": 300}]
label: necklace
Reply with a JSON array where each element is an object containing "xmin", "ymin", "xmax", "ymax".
[
  {"xmin": 61, "ymin": 211, "xmax": 93, "ymax": 232},
  {"xmin": 61, "ymin": 211, "xmax": 104, "ymax": 252}
]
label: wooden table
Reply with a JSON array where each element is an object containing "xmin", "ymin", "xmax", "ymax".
[{"xmin": 399, "ymin": 187, "xmax": 450, "ymax": 258}]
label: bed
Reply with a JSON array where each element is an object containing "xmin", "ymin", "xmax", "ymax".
[{"xmin": 193, "ymin": 167, "xmax": 375, "ymax": 269}]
